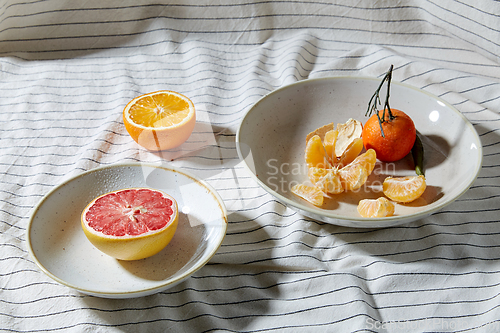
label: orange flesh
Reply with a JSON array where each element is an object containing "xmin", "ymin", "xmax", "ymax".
[{"xmin": 128, "ymin": 94, "xmax": 191, "ymax": 128}]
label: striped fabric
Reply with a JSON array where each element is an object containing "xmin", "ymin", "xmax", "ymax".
[{"xmin": 2, "ymin": 0, "xmax": 500, "ymax": 332}]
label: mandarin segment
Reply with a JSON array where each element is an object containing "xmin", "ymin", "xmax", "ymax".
[
  {"xmin": 350, "ymin": 148, "xmax": 377, "ymax": 174},
  {"xmin": 383, "ymin": 175, "xmax": 426, "ymax": 203},
  {"xmin": 291, "ymin": 184, "xmax": 324, "ymax": 206},
  {"xmin": 337, "ymin": 148, "xmax": 376, "ymax": 191},
  {"xmin": 305, "ymin": 135, "xmax": 331, "ymax": 169},
  {"xmin": 339, "ymin": 163, "xmax": 369, "ymax": 191},
  {"xmin": 323, "ymin": 129, "xmax": 338, "ymax": 160},
  {"xmin": 357, "ymin": 197, "xmax": 395, "ymax": 218},
  {"xmin": 308, "ymin": 167, "xmax": 344, "ymax": 194}
]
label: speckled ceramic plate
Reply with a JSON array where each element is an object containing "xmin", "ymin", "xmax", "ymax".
[
  {"xmin": 236, "ymin": 76, "xmax": 482, "ymax": 228},
  {"xmin": 27, "ymin": 163, "xmax": 227, "ymax": 298}
]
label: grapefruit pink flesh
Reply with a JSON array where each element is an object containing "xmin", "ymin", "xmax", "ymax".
[
  {"xmin": 81, "ymin": 188, "xmax": 178, "ymax": 261},
  {"xmin": 85, "ymin": 189, "xmax": 174, "ymax": 236}
]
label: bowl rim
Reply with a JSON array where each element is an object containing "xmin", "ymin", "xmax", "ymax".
[
  {"xmin": 236, "ymin": 76, "xmax": 483, "ymax": 227},
  {"xmin": 26, "ymin": 162, "xmax": 228, "ymax": 297}
]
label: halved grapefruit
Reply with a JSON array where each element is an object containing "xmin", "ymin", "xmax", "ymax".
[{"xmin": 81, "ymin": 188, "xmax": 178, "ymax": 261}]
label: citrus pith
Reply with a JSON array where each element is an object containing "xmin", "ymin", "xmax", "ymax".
[
  {"xmin": 123, "ymin": 90, "xmax": 196, "ymax": 151},
  {"xmin": 81, "ymin": 188, "xmax": 178, "ymax": 261}
]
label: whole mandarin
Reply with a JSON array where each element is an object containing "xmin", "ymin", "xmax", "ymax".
[{"xmin": 362, "ymin": 108, "xmax": 416, "ymax": 162}]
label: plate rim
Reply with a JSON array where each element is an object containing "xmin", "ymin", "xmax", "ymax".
[
  {"xmin": 235, "ymin": 76, "xmax": 483, "ymax": 227},
  {"xmin": 26, "ymin": 162, "xmax": 228, "ymax": 297}
]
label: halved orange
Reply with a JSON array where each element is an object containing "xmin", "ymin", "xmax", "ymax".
[
  {"xmin": 357, "ymin": 197, "xmax": 395, "ymax": 218},
  {"xmin": 291, "ymin": 184, "xmax": 324, "ymax": 206},
  {"xmin": 123, "ymin": 90, "xmax": 196, "ymax": 151},
  {"xmin": 308, "ymin": 167, "xmax": 344, "ymax": 194},
  {"xmin": 383, "ymin": 175, "xmax": 426, "ymax": 203}
]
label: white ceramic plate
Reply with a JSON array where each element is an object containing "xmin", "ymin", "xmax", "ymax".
[
  {"xmin": 236, "ymin": 77, "xmax": 482, "ymax": 228},
  {"xmin": 27, "ymin": 163, "xmax": 227, "ymax": 298}
]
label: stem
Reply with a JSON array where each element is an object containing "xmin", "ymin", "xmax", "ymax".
[
  {"xmin": 384, "ymin": 65, "xmax": 395, "ymax": 121},
  {"xmin": 366, "ymin": 65, "xmax": 395, "ymax": 137}
]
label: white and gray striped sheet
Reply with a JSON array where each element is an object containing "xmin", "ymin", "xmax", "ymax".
[{"xmin": 1, "ymin": 1, "xmax": 500, "ymax": 332}]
